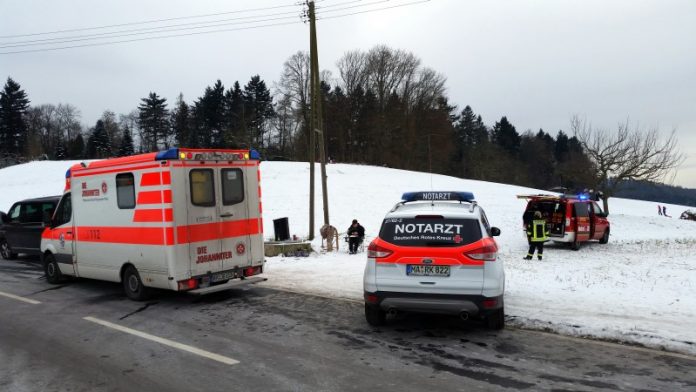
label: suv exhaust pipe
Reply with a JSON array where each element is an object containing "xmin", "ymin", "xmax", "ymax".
[
  {"xmin": 459, "ymin": 311, "xmax": 469, "ymax": 321},
  {"xmin": 388, "ymin": 308, "xmax": 398, "ymax": 317}
]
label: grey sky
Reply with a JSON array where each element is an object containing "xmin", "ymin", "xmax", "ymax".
[{"xmin": 2, "ymin": 0, "xmax": 695, "ymax": 187}]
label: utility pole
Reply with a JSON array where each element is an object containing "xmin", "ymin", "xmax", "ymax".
[{"xmin": 307, "ymin": 0, "xmax": 330, "ymax": 240}]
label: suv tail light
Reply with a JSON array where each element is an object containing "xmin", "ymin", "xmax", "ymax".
[
  {"xmin": 465, "ymin": 239, "xmax": 498, "ymax": 261},
  {"xmin": 367, "ymin": 241, "xmax": 393, "ymax": 259}
]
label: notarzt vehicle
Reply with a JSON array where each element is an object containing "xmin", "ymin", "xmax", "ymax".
[
  {"xmin": 1, "ymin": 196, "xmax": 61, "ymax": 259},
  {"xmin": 363, "ymin": 191, "xmax": 504, "ymax": 329},
  {"xmin": 40, "ymin": 148, "xmax": 266, "ymax": 300},
  {"xmin": 517, "ymin": 194, "xmax": 610, "ymax": 250}
]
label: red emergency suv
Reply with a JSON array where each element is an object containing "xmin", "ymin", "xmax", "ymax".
[{"xmin": 518, "ymin": 194, "xmax": 610, "ymax": 250}]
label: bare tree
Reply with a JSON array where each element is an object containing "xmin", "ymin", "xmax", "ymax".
[
  {"xmin": 336, "ymin": 50, "xmax": 368, "ymax": 94},
  {"xmin": 572, "ymin": 115, "xmax": 684, "ymax": 214}
]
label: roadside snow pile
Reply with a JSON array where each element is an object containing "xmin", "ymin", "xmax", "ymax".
[{"xmin": 1, "ymin": 160, "xmax": 694, "ymax": 355}]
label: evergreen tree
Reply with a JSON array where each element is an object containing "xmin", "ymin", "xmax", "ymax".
[
  {"xmin": 172, "ymin": 93, "xmax": 192, "ymax": 147},
  {"xmin": 138, "ymin": 92, "xmax": 170, "ymax": 151},
  {"xmin": 0, "ymin": 77, "xmax": 30, "ymax": 155},
  {"xmin": 223, "ymin": 81, "xmax": 244, "ymax": 147},
  {"xmin": 193, "ymin": 80, "xmax": 226, "ymax": 148},
  {"xmin": 491, "ymin": 116, "xmax": 521, "ymax": 156},
  {"xmin": 554, "ymin": 130, "xmax": 570, "ymax": 162},
  {"xmin": 88, "ymin": 120, "xmax": 111, "ymax": 158},
  {"xmin": 243, "ymin": 75, "xmax": 274, "ymax": 151},
  {"xmin": 68, "ymin": 134, "xmax": 85, "ymax": 159},
  {"xmin": 118, "ymin": 126, "xmax": 135, "ymax": 156}
]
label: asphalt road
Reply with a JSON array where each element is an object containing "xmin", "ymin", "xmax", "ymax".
[{"xmin": 1, "ymin": 257, "xmax": 695, "ymax": 392}]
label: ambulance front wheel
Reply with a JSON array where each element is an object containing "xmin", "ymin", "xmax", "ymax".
[
  {"xmin": 123, "ymin": 265, "xmax": 151, "ymax": 301},
  {"xmin": 44, "ymin": 253, "xmax": 63, "ymax": 284}
]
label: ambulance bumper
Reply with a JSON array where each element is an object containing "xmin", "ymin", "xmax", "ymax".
[{"xmin": 188, "ymin": 276, "xmax": 267, "ymax": 295}]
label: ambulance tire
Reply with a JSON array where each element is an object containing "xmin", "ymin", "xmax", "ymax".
[
  {"xmin": 1, "ymin": 239, "xmax": 18, "ymax": 260},
  {"xmin": 365, "ymin": 304, "xmax": 386, "ymax": 327},
  {"xmin": 44, "ymin": 253, "xmax": 63, "ymax": 284},
  {"xmin": 485, "ymin": 308, "xmax": 505, "ymax": 330},
  {"xmin": 123, "ymin": 265, "xmax": 151, "ymax": 301},
  {"xmin": 599, "ymin": 229, "xmax": 610, "ymax": 244}
]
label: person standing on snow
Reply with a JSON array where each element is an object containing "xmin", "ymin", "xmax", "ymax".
[
  {"xmin": 524, "ymin": 211, "xmax": 549, "ymax": 260},
  {"xmin": 347, "ymin": 219, "xmax": 365, "ymax": 254},
  {"xmin": 658, "ymin": 205, "xmax": 663, "ymax": 216}
]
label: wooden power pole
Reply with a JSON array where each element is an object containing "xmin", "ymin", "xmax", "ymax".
[{"xmin": 307, "ymin": 0, "xmax": 330, "ymax": 240}]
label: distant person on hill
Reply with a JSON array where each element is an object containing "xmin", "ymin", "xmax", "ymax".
[
  {"xmin": 347, "ymin": 219, "xmax": 365, "ymax": 254},
  {"xmin": 663, "ymin": 205, "xmax": 670, "ymax": 217},
  {"xmin": 658, "ymin": 205, "xmax": 663, "ymax": 216},
  {"xmin": 524, "ymin": 211, "xmax": 549, "ymax": 261}
]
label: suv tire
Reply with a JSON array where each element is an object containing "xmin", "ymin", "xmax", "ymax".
[
  {"xmin": 485, "ymin": 308, "xmax": 505, "ymax": 330},
  {"xmin": 123, "ymin": 265, "xmax": 151, "ymax": 301},
  {"xmin": 1, "ymin": 239, "xmax": 18, "ymax": 260},
  {"xmin": 365, "ymin": 304, "xmax": 386, "ymax": 326},
  {"xmin": 44, "ymin": 253, "xmax": 63, "ymax": 284}
]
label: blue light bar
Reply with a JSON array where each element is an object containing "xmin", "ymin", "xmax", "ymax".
[
  {"xmin": 577, "ymin": 194, "xmax": 589, "ymax": 200},
  {"xmin": 155, "ymin": 148, "xmax": 180, "ymax": 160},
  {"xmin": 401, "ymin": 191, "xmax": 475, "ymax": 203},
  {"xmin": 65, "ymin": 168, "xmax": 71, "ymax": 178},
  {"xmin": 249, "ymin": 149, "xmax": 261, "ymax": 160}
]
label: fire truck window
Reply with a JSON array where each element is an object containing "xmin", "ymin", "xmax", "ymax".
[
  {"xmin": 221, "ymin": 169, "xmax": 244, "ymax": 205},
  {"xmin": 190, "ymin": 169, "xmax": 215, "ymax": 207},
  {"xmin": 116, "ymin": 173, "xmax": 136, "ymax": 209},
  {"xmin": 54, "ymin": 194, "xmax": 72, "ymax": 226}
]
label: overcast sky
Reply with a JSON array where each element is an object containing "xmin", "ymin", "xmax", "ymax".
[{"xmin": 2, "ymin": 0, "xmax": 695, "ymax": 187}]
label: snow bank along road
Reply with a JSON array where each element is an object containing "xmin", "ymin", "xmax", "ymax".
[
  {"xmin": 1, "ymin": 160, "xmax": 695, "ymax": 355},
  {"xmin": 1, "ymin": 258, "xmax": 696, "ymax": 391}
]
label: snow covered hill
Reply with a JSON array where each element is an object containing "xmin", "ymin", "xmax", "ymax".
[{"xmin": 1, "ymin": 160, "xmax": 695, "ymax": 354}]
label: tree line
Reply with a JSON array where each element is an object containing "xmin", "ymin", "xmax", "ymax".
[{"xmin": 0, "ymin": 45, "xmax": 684, "ymax": 211}]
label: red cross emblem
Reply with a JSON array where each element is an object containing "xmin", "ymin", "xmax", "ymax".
[
  {"xmin": 236, "ymin": 243, "xmax": 246, "ymax": 255},
  {"xmin": 101, "ymin": 181, "xmax": 108, "ymax": 194},
  {"xmin": 453, "ymin": 234, "xmax": 462, "ymax": 244}
]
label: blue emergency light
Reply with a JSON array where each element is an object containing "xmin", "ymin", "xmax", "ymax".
[{"xmin": 401, "ymin": 191, "xmax": 475, "ymax": 203}]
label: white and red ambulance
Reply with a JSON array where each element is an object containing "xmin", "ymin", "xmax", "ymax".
[{"xmin": 40, "ymin": 148, "xmax": 266, "ymax": 300}]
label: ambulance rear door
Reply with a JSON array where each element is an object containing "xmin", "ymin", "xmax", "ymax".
[
  {"xmin": 186, "ymin": 168, "xmax": 223, "ymax": 276},
  {"xmin": 218, "ymin": 166, "xmax": 252, "ymax": 270}
]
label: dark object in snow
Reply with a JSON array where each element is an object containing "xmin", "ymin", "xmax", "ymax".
[{"xmin": 680, "ymin": 210, "xmax": 696, "ymax": 221}]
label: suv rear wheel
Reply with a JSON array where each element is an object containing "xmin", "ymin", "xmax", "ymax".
[
  {"xmin": 485, "ymin": 308, "xmax": 505, "ymax": 330},
  {"xmin": 1, "ymin": 239, "xmax": 18, "ymax": 260},
  {"xmin": 365, "ymin": 304, "xmax": 386, "ymax": 326}
]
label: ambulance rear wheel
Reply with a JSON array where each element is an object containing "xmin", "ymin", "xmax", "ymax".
[
  {"xmin": 365, "ymin": 304, "xmax": 386, "ymax": 327},
  {"xmin": 123, "ymin": 266, "xmax": 151, "ymax": 301},
  {"xmin": 599, "ymin": 229, "xmax": 610, "ymax": 244},
  {"xmin": 1, "ymin": 239, "xmax": 18, "ymax": 260},
  {"xmin": 44, "ymin": 254, "xmax": 63, "ymax": 284}
]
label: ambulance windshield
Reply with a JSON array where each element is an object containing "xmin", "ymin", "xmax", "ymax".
[{"xmin": 379, "ymin": 218, "xmax": 482, "ymax": 247}]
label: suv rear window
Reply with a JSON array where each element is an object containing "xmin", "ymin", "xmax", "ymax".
[{"xmin": 379, "ymin": 218, "xmax": 482, "ymax": 247}]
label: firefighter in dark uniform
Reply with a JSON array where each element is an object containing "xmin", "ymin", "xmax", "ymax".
[
  {"xmin": 347, "ymin": 219, "xmax": 365, "ymax": 254},
  {"xmin": 524, "ymin": 211, "xmax": 549, "ymax": 260}
]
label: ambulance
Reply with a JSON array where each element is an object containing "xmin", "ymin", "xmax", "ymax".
[{"xmin": 40, "ymin": 148, "xmax": 266, "ymax": 300}]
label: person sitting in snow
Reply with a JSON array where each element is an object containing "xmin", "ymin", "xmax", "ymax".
[
  {"xmin": 524, "ymin": 211, "xmax": 549, "ymax": 261},
  {"xmin": 347, "ymin": 219, "xmax": 365, "ymax": 254}
]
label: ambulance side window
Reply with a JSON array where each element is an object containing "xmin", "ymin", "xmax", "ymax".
[
  {"xmin": 221, "ymin": 169, "xmax": 244, "ymax": 205},
  {"xmin": 53, "ymin": 194, "xmax": 72, "ymax": 227},
  {"xmin": 190, "ymin": 169, "xmax": 215, "ymax": 207},
  {"xmin": 116, "ymin": 173, "xmax": 136, "ymax": 209}
]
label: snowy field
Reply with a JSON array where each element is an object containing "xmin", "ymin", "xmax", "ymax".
[{"xmin": 1, "ymin": 160, "xmax": 695, "ymax": 355}]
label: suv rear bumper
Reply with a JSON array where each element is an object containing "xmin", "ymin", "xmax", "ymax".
[{"xmin": 364, "ymin": 291, "xmax": 503, "ymax": 317}]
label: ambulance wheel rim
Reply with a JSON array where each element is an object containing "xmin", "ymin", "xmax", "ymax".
[
  {"xmin": 47, "ymin": 262, "xmax": 56, "ymax": 277},
  {"xmin": 128, "ymin": 275, "xmax": 140, "ymax": 292}
]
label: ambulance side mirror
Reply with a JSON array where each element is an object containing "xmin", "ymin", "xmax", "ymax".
[{"xmin": 491, "ymin": 227, "xmax": 501, "ymax": 237}]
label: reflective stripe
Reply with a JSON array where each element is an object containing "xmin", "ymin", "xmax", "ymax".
[
  {"xmin": 137, "ymin": 190, "xmax": 172, "ymax": 204},
  {"xmin": 133, "ymin": 209, "xmax": 173, "ymax": 222},
  {"xmin": 175, "ymin": 218, "xmax": 260, "ymax": 244},
  {"xmin": 140, "ymin": 171, "xmax": 171, "ymax": 186},
  {"xmin": 75, "ymin": 226, "xmax": 174, "ymax": 245}
]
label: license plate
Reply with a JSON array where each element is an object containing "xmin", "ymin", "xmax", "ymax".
[
  {"xmin": 406, "ymin": 265, "xmax": 450, "ymax": 277},
  {"xmin": 211, "ymin": 270, "xmax": 237, "ymax": 283}
]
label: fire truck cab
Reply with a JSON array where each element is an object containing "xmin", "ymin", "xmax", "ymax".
[
  {"xmin": 518, "ymin": 194, "xmax": 610, "ymax": 250},
  {"xmin": 40, "ymin": 148, "xmax": 265, "ymax": 300}
]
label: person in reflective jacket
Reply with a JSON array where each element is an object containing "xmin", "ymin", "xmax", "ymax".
[{"xmin": 524, "ymin": 211, "xmax": 549, "ymax": 260}]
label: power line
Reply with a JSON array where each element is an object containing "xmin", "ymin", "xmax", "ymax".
[
  {"xmin": 0, "ymin": 13, "xmax": 304, "ymax": 49},
  {"xmin": 0, "ymin": 2, "xmax": 301, "ymax": 39},
  {"xmin": 0, "ymin": 9, "xmax": 304, "ymax": 48},
  {"xmin": 0, "ymin": 20, "xmax": 301, "ymax": 55},
  {"xmin": 317, "ymin": 0, "xmax": 430, "ymax": 20}
]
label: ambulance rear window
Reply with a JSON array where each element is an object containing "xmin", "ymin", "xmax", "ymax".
[
  {"xmin": 379, "ymin": 218, "xmax": 482, "ymax": 247},
  {"xmin": 190, "ymin": 169, "xmax": 215, "ymax": 207},
  {"xmin": 221, "ymin": 168, "xmax": 244, "ymax": 205}
]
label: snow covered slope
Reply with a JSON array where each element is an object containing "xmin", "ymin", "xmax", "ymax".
[{"xmin": 1, "ymin": 160, "xmax": 695, "ymax": 354}]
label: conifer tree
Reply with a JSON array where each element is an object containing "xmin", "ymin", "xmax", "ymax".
[
  {"xmin": 68, "ymin": 134, "xmax": 85, "ymax": 159},
  {"xmin": 172, "ymin": 93, "xmax": 192, "ymax": 147},
  {"xmin": 0, "ymin": 77, "xmax": 30, "ymax": 155},
  {"xmin": 223, "ymin": 81, "xmax": 244, "ymax": 147},
  {"xmin": 243, "ymin": 75, "xmax": 274, "ymax": 150},
  {"xmin": 88, "ymin": 120, "xmax": 111, "ymax": 158},
  {"xmin": 491, "ymin": 116, "xmax": 521, "ymax": 155},
  {"xmin": 118, "ymin": 126, "xmax": 135, "ymax": 156},
  {"xmin": 138, "ymin": 92, "xmax": 170, "ymax": 151}
]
